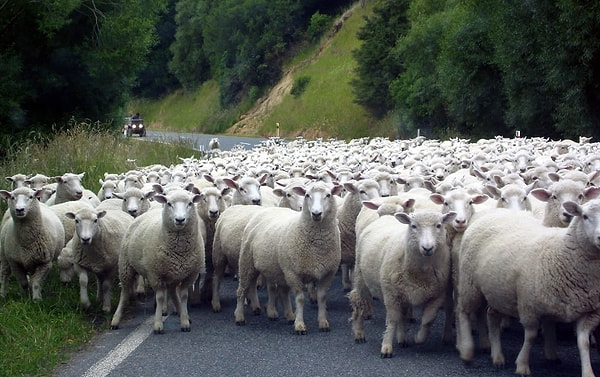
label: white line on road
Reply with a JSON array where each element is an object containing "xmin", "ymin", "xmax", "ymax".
[{"xmin": 82, "ymin": 316, "xmax": 166, "ymax": 377}]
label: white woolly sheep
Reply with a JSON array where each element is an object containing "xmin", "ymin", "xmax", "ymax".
[
  {"xmin": 97, "ymin": 179, "xmax": 118, "ymax": 201},
  {"xmin": 354, "ymin": 196, "xmax": 416, "ymax": 241},
  {"xmin": 337, "ymin": 179, "xmax": 381, "ymax": 292},
  {"xmin": 223, "ymin": 175, "xmax": 267, "ymax": 205},
  {"xmin": 529, "ymin": 179, "xmax": 595, "ymax": 227},
  {"xmin": 349, "ymin": 209, "xmax": 456, "ymax": 357},
  {"xmin": 96, "ymin": 187, "xmax": 156, "ymax": 218},
  {"xmin": 234, "ymin": 182, "xmax": 343, "ymax": 334},
  {"xmin": 65, "ymin": 207, "xmax": 133, "ymax": 312},
  {"xmin": 46, "ymin": 172, "xmax": 99, "ymax": 206},
  {"xmin": 0, "ymin": 187, "xmax": 65, "ymax": 300},
  {"xmin": 5, "ymin": 174, "xmax": 28, "ymax": 189},
  {"xmin": 210, "ymin": 204, "xmax": 267, "ymax": 312},
  {"xmin": 25, "ymin": 173, "xmax": 51, "ymax": 189},
  {"xmin": 110, "ymin": 188, "xmax": 205, "ymax": 334},
  {"xmin": 456, "ymin": 197, "xmax": 600, "ymax": 377}
]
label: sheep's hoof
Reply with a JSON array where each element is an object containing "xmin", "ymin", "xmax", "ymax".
[
  {"xmin": 295, "ymin": 329, "xmax": 307, "ymax": 335},
  {"xmin": 268, "ymin": 316, "xmax": 278, "ymax": 321},
  {"xmin": 235, "ymin": 320, "xmax": 246, "ymax": 326},
  {"xmin": 153, "ymin": 329, "xmax": 164, "ymax": 335},
  {"xmin": 397, "ymin": 341, "xmax": 409, "ymax": 348},
  {"xmin": 354, "ymin": 337, "xmax": 366, "ymax": 344},
  {"xmin": 110, "ymin": 325, "xmax": 119, "ymax": 330},
  {"xmin": 252, "ymin": 308, "xmax": 261, "ymax": 316},
  {"xmin": 212, "ymin": 308, "xmax": 222, "ymax": 313},
  {"xmin": 181, "ymin": 327, "xmax": 191, "ymax": 332},
  {"xmin": 380, "ymin": 352, "xmax": 392, "ymax": 359},
  {"xmin": 319, "ymin": 327, "xmax": 330, "ymax": 333},
  {"xmin": 460, "ymin": 358, "xmax": 473, "ymax": 366},
  {"xmin": 543, "ymin": 358, "xmax": 561, "ymax": 365}
]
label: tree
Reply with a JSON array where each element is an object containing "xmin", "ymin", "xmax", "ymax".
[
  {"xmin": 0, "ymin": 0, "xmax": 167, "ymax": 134},
  {"xmin": 350, "ymin": 0, "xmax": 410, "ymax": 118}
]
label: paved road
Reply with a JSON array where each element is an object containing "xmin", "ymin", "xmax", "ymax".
[
  {"xmin": 53, "ymin": 269, "xmax": 598, "ymax": 377},
  {"xmin": 53, "ymin": 133, "xmax": 600, "ymax": 377},
  {"xmin": 142, "ymin": 130, "xmax": 268, "ymax": 152}
]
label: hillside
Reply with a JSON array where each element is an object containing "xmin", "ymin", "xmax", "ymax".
[{"xmin": 134, "ymin": 1, "xmax": 397, "ymax": 140}]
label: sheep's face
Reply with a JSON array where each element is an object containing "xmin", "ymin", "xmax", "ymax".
[
  {"xmin": 295, "ymin": 182, "xmax": 342, "ymax": 222},
  {"xmin": 430, "ymin": 190, "xmax": 488, "ymax": 232},
  {"xmin": 0, "ymin": 187, "xmax": 39, "ymax": 219},
  {"xmin": 199, "ymin": 187, "xmax": 227, "ymax": 220},
  {"xmin": 395, "ymin": 211, "xmax": 456, "ymax": 257},
  {"xmin": 56, "ymin": 173, "xmax": 84, "ymax": 200},
  {"xmin": 565, "ymin": 199, "xmax": 600, "ymax": 251},
  {"xmin": 155, "ymin": 191, "xmax": 202, "ymax": 229},
  {"xmin": 68, "ymin": 209, "xmax": 107, "ymax": 245}
]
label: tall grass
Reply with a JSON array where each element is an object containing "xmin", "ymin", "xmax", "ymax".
[{"xmin": 0, "ymin": 123, "xmax": 198, "ymax": 377}]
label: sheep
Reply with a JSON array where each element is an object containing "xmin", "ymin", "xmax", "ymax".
[
  {"xmin": 337, "ymin": 179, "xmax": 381, "ymax": 292},
  {"xmin": 95, "ymin": 187, "xmax": 156, "ymax": 218},
  {"xmin": 65, "ymin": 207, "xmax": 133, "ymax": 312},
  {"xmin": 223, "ymin": 175, "xmax": 266, "ymax": 205},
  {"xmin": 210, "ymin": 204, "xmax": 267, "ymax": 312},
  {"xmin": 25, "ymin": 173, "xmax": 51, "ymax": 189},
  {"xmin": 110, "ymin": 188, "xmax": 205, "ymax": 334},
  {"xmin": 348, "ymin": 209, "xmax": 456, "ymax": 357},
  {"xmin": 234, "ymin": 182, "xmax": 343, "ymax": 334},
  {"xmin": 529, "ymin": 179, "xmax": 593, "ymax": 227},
  {"xmin": 46, "ymin": 172, "xmax": 99, "ymax": 206},
  {"xmin": 6, "ymin": 174, "xmax": 28, "ymax": 189},
  {"xmin": 354, "ymin": 196, "xmax": 416, "ymax": 241},
  {"xmin": 456, "ymin": 197, "xmax": 600, "ymax": 377},
  {"xmin": 0, "ymin": 187, "xmax": 65, "ymax": 300},
  {"xmin": 97, "ymin": 179, "xmax": 118, "ymax": 201}
]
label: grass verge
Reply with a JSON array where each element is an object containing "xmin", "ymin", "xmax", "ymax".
[{"xmin": 0, "ymin": 122, "xmax": 198, "ymax": 377}]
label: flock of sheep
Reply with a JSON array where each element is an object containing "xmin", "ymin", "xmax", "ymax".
[{"xmin": 2, "ymin": 134, "xmax": 600, "ymax": 376}]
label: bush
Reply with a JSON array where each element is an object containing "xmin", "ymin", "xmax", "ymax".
[
  {"xmin": 306, "ymin": 11, "xmax": 333, "ymax": 42},
  {"xmin": 290, "ymin": 76, "xmax": 311, "ymax": 98}
]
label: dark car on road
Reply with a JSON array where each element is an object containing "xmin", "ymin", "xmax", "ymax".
[{"xmin": 123, "ymin": 116, "xmax": 146, "ymax": 137}]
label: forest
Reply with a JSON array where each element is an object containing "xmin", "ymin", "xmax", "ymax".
[{"xmin": 1, "ymin": 0, "xmax": 599, "ymax": 140}]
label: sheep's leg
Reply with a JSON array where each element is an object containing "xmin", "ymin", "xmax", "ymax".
[
  {"xmin": 487, "ymin": 307, "xmax": 505, "ymax": 368},
  {"xmin": 576, "ymin": 314, "xmax": 600, "ymax": 377},
  {"xmin": 541, "ymin": 318, "xmax": 560, "ymax": 363},
  {"xmin": 100, "ymin": 276, "xmax": 113, "ymax": 313},
  {"xmin": 78, "ymin": 269, "xmax": 91, "ymax": 309},
  {"xmin": 316, "ymin": 274, "xmax": 335, "ymax": 332},
  {"xmin": 515, "ymin": 325, "xmax": 536, "ymax": 376},
  {"xmin": 234, "ymin": 269, "xmax": 260, "ymax": 325},
  {"xmin": 265, "ymin": 282, "xmax": 279, "ymax": 320},
  {"xmin": 278, "ymin": 285, "xmax": 295, "ymax": 323},
  {"xmin": 442, "ymin": 282, "xmax": 455, "ymax": 345},
  {"xmin": 456, "ymin": 306, "xmax": 475, "ymax": 363},
  {"xmin": 30, "ymin": 262, "xmax": 50, "ymax": 301},
  {"xmin": 153, "ymin": 287, "xmax": 167, "ymax": 334},
  {"xmin": 176, "ymin": 282, "xmax": 192, "ymax": 332},
  {"xmin": 168, "ymin": 285, "xmax": 180, "ymax": 315},
  {"xmin": 292, "ymin": 286, "xmax": 307, "ymax": 335},
  {"xmin": 210, "ymin": 258, "xmax": 226, "ymax": 312},
  {"xmin": 0, "ymin": 260, "xmax": 11, "ymax": 298},
  {"xmin": 11, "ymin": 263, "xmax": 29, "ymax": 298},
  {"xmin": 476, "ymin": 306, "xmax": 490, "ymax": 351},
  {"xmin": 381, "ymin": 305, "xmax": 401, "ymax": 358},
  {"xmin": 110, "ymin": 285, "xmax": 130, "ymax": 329},
  {"xmin": 341, "ymin": 264, "xmax": 352, "ymax": 292},
  {"xmin": 415, "ymin": 295, "xmax": 444, "ymax": 344}
]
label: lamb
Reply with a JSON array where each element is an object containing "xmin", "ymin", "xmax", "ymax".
[
  {"xmin": 348, "ymin": 209, "xmax": 456, "ymax": 357},
  {"xmin": 97, "ymin": 179, "xmax": 118, "ymax": 201},
  {"xmin": 455, "ymin": 197, "xmax": 600, "ymax": 377},
  {"xmin": 65, "ymin": 207, "xmax": 133, "ymax": 312},
  {"xmin": 110, "ymin": 188, "xmax": 205, "ymax": 334},
  {"xmin": 337, "ymin": 179, "xmax": 381, "ymax": 291},
  {"xmin": 234, "ymin": 181, "xmax": 343, "ymax": 334},
  {"xmin": 0, "ymin": 187, "xmax": 65, "ymax": 300}
]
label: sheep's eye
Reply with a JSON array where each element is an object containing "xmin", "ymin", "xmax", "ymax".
[
  {"xmin": 326, "ymin": 194, "xmax": 331, "ymax": 198},
  {"xmin": 239, "ymin": 188, "xmax": 246, "ymax": 193},
  {"xmin": 552, "ymin": 195, "xmax": 557, "ymax": 200},
  {"xmin": 436, "ymin": 223, "xmax": 442, "ymax": 229},
  {"xmin": 411, "ymin": 224, "xmax": 417, "ymax": 229},
  {"xmin": 444, "ymin": 202, "xmax": 449, "ymax": 206},
  {"xmin": 501, "ymin": 197, "xmax": 507, "ymax": 202},
  {"xmin": 93, "ymin": 219, "xmax": 98, "ymax": 224},
  {"xmin": 359, "ymin": 190, "xmax": 366, "ymax": 195},
  {"xmin": 75, "ymin": 219, "xmax": 80, "ymax": 224},
  {"xmin": 583, "ymin": 214, "xmax": 589, "ymax": 220},
  {"xmin": 578, "ymin": 194, "xmax": 584, "ymax": 201},
  {"xmin": 286, "ymin": 193, "xmax": 292, "ymax": 198}
]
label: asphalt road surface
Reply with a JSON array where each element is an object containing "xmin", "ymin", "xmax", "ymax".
[
  {"xmin": 53, "ymin": 269, "xmax": 599, "ymax": 377},
  {"xmin": 53, "ymin": 133, "xmax": 600, "ymax": 377}
]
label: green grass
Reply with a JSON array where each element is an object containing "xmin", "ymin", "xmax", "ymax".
[
  {"xmin": 128, "ymin": 2, "xmax": 399, "ymax": 141},
  {"xmin": 0, "ymin": 123, "xmax": 198, "ymax": 377}
]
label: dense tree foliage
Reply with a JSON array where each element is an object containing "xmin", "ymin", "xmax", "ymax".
[
  {"xmin": 352, "ymin": 0, "xmax": 600, "ymax": 139},
  {"xmin": 0, "ymin": 0, "xmax": 167, "ymax": 134}
]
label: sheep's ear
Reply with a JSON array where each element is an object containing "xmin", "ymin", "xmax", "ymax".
[
  {"xmin": 471, "ymin": 194, "xmax": 489, "ymax": 205},
  {"xmin": 65, "ymin": 212, "xmax": 76, "ymax": 220},
  {"xmin": 96, "ymin": 210, "xmax": 107, "ymax": 219},
  {"xmin": 403, "ymin": 198, "xmax": 416, "ymax": 211},
  {"xmin": 563, "ymin": 201, "xmax": 582, "ymax": 218},
  {"xmin": 343, "ymin": 181, "xmax": 357, "ymax": 194},
  {"xmin": 429, "ymin": 193, "xmax": 445, "ymax": 205},
  {"xmin": 331, "ymin": 184, "xmax": 344, "ymax": 197},
  {"xmin": 154, "ymin": 194, "xmax": 167, "ymax": 204},
  {"xmin": 584, "ymin": 186, "xmax": 600, "ymax": 201},
  {"xmin": 223, "ymin": 178, "xmax": 238, "ymax": 190},
  {"xmin": 443, "ymin": 211, "xmax": 457, "ymax": 224},
  {"xmin": 530, "ymin": 188, "xmax": 551, "ymax": 202},
  {"xmin": 292, "ymin": 186, "xmax": 306, "ymax": 197},
  {"xmin": 394, "ymin": 212, "xmax": 411, "ymax": 225},
  {"xmin": 272, "ymin": 188, "xmax": 285, "ymax": 198},
  {"xmin": 192, "ymin": 194, "xmax": 203, "ymax": 204},
  {"xmin": 0, "ymin": 190, "xmax": 11, "ymax": 199},
  {"xmin": 34, "ymin": 188, "xmax": 45, "ymax": 199},
  {"xmin": 152, "ymin": 184, "xmax": 164, "ymax": 194},
  {"xmin": 203, "ymin": 174, "xmax": 215, "ymax": 183},
  {"xmin": 99, "ymin": 179, "xmax": 105, "ymax": 185},
  {"xmin": 361, "ymin": 200, "xmax": 381, "ymax": 211}
]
